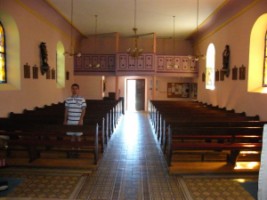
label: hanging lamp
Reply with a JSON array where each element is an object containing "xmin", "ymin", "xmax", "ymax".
[
  {"xmin": 167, "ymin": 16, "xmax": 177, "ymax": 69},
  {"xmin": 89, "ymin": 14, "xmax": 100, "ymax": 68},
  {"xmin": 127, "ymin": 0, "xmax": 143, "ymax": 58},
  {"xmin": 189, "ymin": 0, "xmax": 205, "ymax": 62},
  {"xmin": 64, "ymin": 0, "xmax": 81, "ymax": 57}
]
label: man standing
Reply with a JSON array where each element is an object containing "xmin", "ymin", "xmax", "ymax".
[{"xmin": 64, "ymin": 83, "xmax": 87, "ymax": 142}]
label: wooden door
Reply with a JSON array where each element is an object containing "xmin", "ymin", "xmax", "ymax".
[{"xmin": 135, "ymin": 79, "xmax": 145, "ymax": 111}]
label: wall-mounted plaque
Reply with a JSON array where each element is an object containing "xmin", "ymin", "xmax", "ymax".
[
  {"xmin": 24, "ymin": 63, "xmax": 31, "ymax": 79},
  {"xmin": 215, "ymin": 70, "xmax": 220, "ymax": 81},
  {"xmin": 202, "ymin": 72, "xmax": 205, "ymax": 82},
  {"xmin": 232, "ymin": 66, "xmax": 238, "ymax": 80},
  {"xmin": 51, "ymin": 69, "xmax": 55, "ymax": 80},
  {"xmin": 32, "ymin": 65, "xmax": 38, "ymax": 79},
  {"xmin": 167, "ymin": 83, "xmax": 190, "ymax": 98},
  {"xmin": 220, "ymin": 70, "xmax": 225, "ymax": 81},
  {"xmin": 239, "ymin": 65, "xmax": 246, "ymax": 80},
  {"xmin": 66, "ymin": 71, "xmax": 69, "ymax": 80},
  {"xmin": 46, "ymin": 69, "xmax": 51, "ymax": 79}
]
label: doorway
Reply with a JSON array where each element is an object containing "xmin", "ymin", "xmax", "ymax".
[{"xmin": 126, "ymin": 79, "xmax": 145, "ymax": 111}]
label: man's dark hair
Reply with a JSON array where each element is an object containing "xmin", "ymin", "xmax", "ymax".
[{"xmin": 71, "ymin": 83, "xmax": 79, "ymax": 88}]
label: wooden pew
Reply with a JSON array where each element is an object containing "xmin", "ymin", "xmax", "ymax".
[
  {"xmin": 0, "ymin": 124, "xmax": 99, "ymax": 165},
  {"xmin": 166, "ymin": 125, "xmax": 263, "ymax": 166},
  {"xmin": 0, "ymin": 99, "xmax": 124, "ymax": 166},
  {"xmin": 149, "ymin": 100, "xmax": 262, "ymax": 149},
  {"xmin": 7, "ymin": 99, "xmax": 124, "ymax": 152},
  {"xmin": 148, "ymin": 100, "xmax": 265, "ymax": 169},
  {"xmin": 160, "ymin": 120, "xmax": 267, "ymax": 153}
]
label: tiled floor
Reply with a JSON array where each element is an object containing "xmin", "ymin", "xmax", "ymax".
[{"xmin": 77, "ymin": 111, "xmax": 186, "ymax": 200}]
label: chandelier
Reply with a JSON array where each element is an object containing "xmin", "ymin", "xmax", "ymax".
[
  {"xmin": 64, "ymin": 0, "xmax": 81, "ymax": 57},
  {"xmin": 189, "ymin": 0, "xmax": 205, "ymax": 62},
  {"xmin": 167, "ymin": 16, "xmax": 178, "ymax": 69},
  {"xmin": 127, "ymin": 0, "xmax": 143, "ymax": 58},
  {"xmin": 88, "ymin": 14, "xmax": 100, "ymax": 68}
]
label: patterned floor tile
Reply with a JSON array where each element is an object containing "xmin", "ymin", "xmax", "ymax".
[{"xmin": 76, "ymin": 112, "xmax": 186, "ymax": 200}]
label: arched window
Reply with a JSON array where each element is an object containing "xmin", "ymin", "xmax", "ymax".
[
  {"xmin": 56, "ymin": 41, "xmax": 66, "ymax": 88},
  {"xmin": 205, "ymin": 43, "xmax": 215, "ymax": 90},
  {"xmin": 0, "ymin": 21, "xmax": 7, "ymax": 83},
  {"xmin": 248, "ymin": 13, "xmax": 267, "ymax": 93},
  {"xmin": 263, "ymin": 31, "xmax": 267, "ymax": 86}
]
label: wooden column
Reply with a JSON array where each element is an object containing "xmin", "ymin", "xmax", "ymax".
[
  {"xmin": 152, "ymin": 76, "xmax": 156, "ymax": 99},
  {"xmin": 115, "ymin": 76, "xmax": 119, "ymax": 100}
]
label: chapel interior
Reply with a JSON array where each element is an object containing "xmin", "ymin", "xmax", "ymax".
[{"xmin": 0, "ymin": 0, "xmax": 267, "ymax": 199}]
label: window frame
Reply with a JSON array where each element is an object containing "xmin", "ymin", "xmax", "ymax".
[
  {"xmin": 205, "ymin": 43, "xmax": 215, "ymax": 90},
  {"xmin": 263, "ymin": 30, "xmax": 267, "ymax": 87},
  {"xmin": 0, "ymin": 21, "xmax": 7, "ymax": 83}
]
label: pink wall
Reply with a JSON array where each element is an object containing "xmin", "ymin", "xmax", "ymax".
[
  {"xmin": 0, "ymin": 0, "xmax": 82, "ymax": 117},
  {"xmin": 1, "ymin": 0, "xmax": 194, "ymax": 117},
  {"xmin": 2, "ymin": 0, "xmax": 267, "ymax": 119},
  {"xmin": 197, "ymin": 0, "xmax": 267, "ymax": 120}
]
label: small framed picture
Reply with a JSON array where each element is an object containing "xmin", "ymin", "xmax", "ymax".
[
  {"xmin": 24, "ymin": 63, "xmax": 31, "ymax": 79},
  {"xmin": 32, "ymin": 65, "xmax": 38, "ymax": 79}
]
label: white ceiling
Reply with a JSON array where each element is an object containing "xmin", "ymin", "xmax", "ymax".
[{"xmin": 46, "ymin": 0, "xmax": 225, "ymax": 39}]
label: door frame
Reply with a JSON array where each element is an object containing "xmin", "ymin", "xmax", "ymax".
[{"xmin": 125, "ymin": 78, "xmax": 147, "ymax": 112}]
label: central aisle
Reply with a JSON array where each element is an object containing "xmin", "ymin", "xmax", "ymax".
[{"xmin": 77, "ymin": 112, "xmax": 186, "ymax": 200}]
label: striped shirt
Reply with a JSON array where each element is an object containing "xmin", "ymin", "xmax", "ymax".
[{"xmin": 65, "ymin": 96, "xmax": 86, "ymax": 124}]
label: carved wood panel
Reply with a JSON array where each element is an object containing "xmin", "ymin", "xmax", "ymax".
[
  {"xmin": 74, "ymin": 54, "xmax": 116, "ymax": 72},
  {"xmin": 117, "ymin": 53, "xmax": 154, "ymax": 72},
  {"xmin": 74, "ymin": 53, "xmax": 198, "ymax": 76},
  {"xmin": 156, "ymin": 55, "xmax": 197, "ymax": 73}
]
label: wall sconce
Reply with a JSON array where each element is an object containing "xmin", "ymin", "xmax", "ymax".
[
  {"xmin": 188, "ymin": 0, "xmax": 206, "ymax": 63},
  {"xmin": 127, "ymin": 0, "xmax": 143, "ymax": 58}
]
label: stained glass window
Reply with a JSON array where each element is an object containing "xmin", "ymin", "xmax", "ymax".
[
  {"xmin": 0, "ymin": 21, "xmax": 7, "ymax": 83},
  {"xmin": 263, "ymin": 31, "xmax": 267, "ymax": 86}
]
